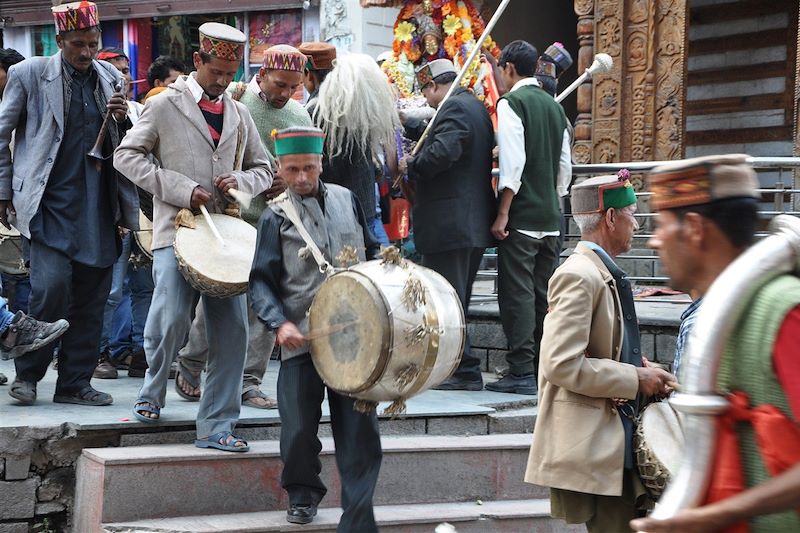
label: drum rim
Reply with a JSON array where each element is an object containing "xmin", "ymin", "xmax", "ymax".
[{"xmin": 309, "ymin": 269, "xmax": 393, "ymax": 394}]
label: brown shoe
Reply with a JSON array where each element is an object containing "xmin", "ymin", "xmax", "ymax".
[{"xmin": 93, "ymin": 351, "xmax": 118, "ymax": 379}]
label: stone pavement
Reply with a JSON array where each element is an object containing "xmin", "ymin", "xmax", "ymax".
[{"xmin": 0, "ymin": 358, "xmax": 533, "ymax": 431}]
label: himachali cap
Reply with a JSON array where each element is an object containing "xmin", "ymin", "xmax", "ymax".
[
  {"xmin": 262, "ymin": 45, "xmax": 306, "ymax": 72},
  {"xmin": 298, "ymin": 42, "xmax": 337, "ymax": 70},
  {"xmin": 198, "ymin": 22, "xmax": 246, "ymax": 62},
  {"xmin": 272, "ymin": 127, "xmax": 326, "ymax": 156},
  {"xmin": 572, "ymin": 172, "xmax": 637, "ymax": 215},
  {"xmin": 52, "ymin": 1, "xmax": 99, "ymax": 34},
  {"xmin": 416, "ymin": 59, "xmax": 457, "ymax": 88},
  {"xmin": 647, "ymin": 154, "xmax": 759, "ymax": 211},
  {"xmin": 541, "ymin": 42, "xmax": 573, "ymax": 76}
]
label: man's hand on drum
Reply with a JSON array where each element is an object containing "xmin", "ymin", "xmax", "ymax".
[
  {"xmin": 190, "ymin": 185, "xmax": 212, "ymax": 209},
  {"xmin": 0, "ymin": 200, "xmax": 14, "ymax": 230},
  {"xmin": 213, "ymin": 174, "xmax": 238, "ymax": 196},
  {"xmin": 277, "ymin": 322, "xmax": 305, "ymax": 350},
  {"xmin": 636, "ymin": 366, "xmax": 676, "ymax": 397}
]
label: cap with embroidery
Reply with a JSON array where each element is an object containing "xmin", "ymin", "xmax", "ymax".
[
  {"xmin": 647, "ymin": 154, "xmax": 759, "ymax": 211},
  {"xmin": 273, "ymin": 127, "xmax": 326, "ymax": 156},
  {"xmin": 262, "ymin": 45, "xmax": 306, "ymax": 72},
  {"xmin": 541, "ymin": 42, "xmax": 573, "ymax": 76},
  {"xmin": 416, "ymin": 58, "xmax": 457, "ymax": 88},
  {"xmin": 52, "ymin": 1, "xmax": 99, "ymax": 34},
  {"xmin": 298, "ymin": 42, "xmax": 337, "ymax": 70},
  {"xmin": 572, "ymin": 171, "xmax": 637, "ymax": 215},
  {"xmin": 198, "ymin": 22, "xmax": 246, "ymax": 62}
]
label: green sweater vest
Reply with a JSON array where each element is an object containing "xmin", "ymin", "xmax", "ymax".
[
  {"xmin": 501, "ymin": 85, "xmax": 567, "ymax": 232},
  {"xmin": 718, "ymin": 275, "xmax": 800, "ymax": 532},
  {"xmin": 235, "ymin": 91, "xmax": 312, "ymax": 225}
]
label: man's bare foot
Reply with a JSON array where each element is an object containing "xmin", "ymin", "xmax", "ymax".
[
  {"xmin": 133, "ymin": 400, "xmax": 160, "ymax": 420},
  {"xmin": 175, "ymin": 369, "xmax": 201, "ymax": 401},
  {"xmin": 242, "ymin": 388, "xmax": 278, "ymax": 409}
]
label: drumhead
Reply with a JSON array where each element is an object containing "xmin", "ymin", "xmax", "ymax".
[
  {"xmin": 640, "ymin": 401, "xmax": 684, "ymax": 475},
  {"xmin": 309, "ymin": 271, "xmax": 391, "ymax": 394},
  {"xmin": 174, "ymin": 213, "xmax": 256, "ymax": 287},
  {"xmin": 134, "ymin": 211, "xmax": 153, "ymax": 258}
]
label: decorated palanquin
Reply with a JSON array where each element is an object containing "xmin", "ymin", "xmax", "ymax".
[{"xmin": 376, "ymin": 0, "xmax": 502, "ymax": 120}]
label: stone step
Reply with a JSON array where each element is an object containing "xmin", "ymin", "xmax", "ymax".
[
  {"xmin": 103, "ymin": 499, "xmax": 586, "ymax": 533},
  {"xmin": 75, "ymin": 434, "xmax": 546, "ymax": 533}
]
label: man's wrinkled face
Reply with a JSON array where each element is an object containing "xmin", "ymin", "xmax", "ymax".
[
  {"xmin": 611, "ymin": 204, "xmax": 640, "ymax": 255},
  {"xmin": 421, "ymin": 81, "xmax": 445, "ymax": 109},
  {"xmin": 259, "ymin": 68, "xmax": 303, "ymax": 109},
  {"xmin": 279, "ymin": 153, "xmax": 322, "ymax": 197},
  {"xmin": 193, "ymin": 52, "xmax": 241, "ymax": 98},
  {"xmin": 649, "ymin": 209, "xmax": 694, "ymax": 292},
  {"xmin": 57, "ymin": 28, "xmax": 101, "ymax": 73}
]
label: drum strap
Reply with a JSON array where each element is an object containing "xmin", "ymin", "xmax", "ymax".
[{"xmin": 275, "ymin": 193, "xmax": 335, "ymax": 276}]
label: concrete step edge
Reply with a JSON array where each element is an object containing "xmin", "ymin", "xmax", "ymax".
[
  {"xmin": 83, "ymin": 433, "xmax": 535, "ymax": 466},
  {"xmin": 103, "ymin": 498, "xmax": 553, "ymax": 533}
]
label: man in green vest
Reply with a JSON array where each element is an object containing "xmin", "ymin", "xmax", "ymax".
[
  {"xmin": 487, "ymin": 40, "xmax": 572, "ymax": 395},
  {"xmin": 174, "ymin": 45, "xmax": 312, "ymax": 409},
  {"xmin": 632, "ymin": 154, "xmax": 800, "ymax": 533}
]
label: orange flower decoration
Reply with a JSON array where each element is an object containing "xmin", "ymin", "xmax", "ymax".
[{"xmin": 444, "ymin": 36, "xmax": 459, "ymax": 57}]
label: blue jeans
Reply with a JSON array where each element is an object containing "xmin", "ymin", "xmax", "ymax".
[
  {"xmin": 101, "ymin": 233, "xmax": 131, "ymax": 352},
  {"xmin": 109, "ymin": 278, "xmax": 133, "ymax": 359},
  {"xmin": 1, "ymin": 273, "xmax": 31, "ymax": 313},
  {"xmin": 109, "ymin": 256, "xmax": 154, "ymax": 359},
  {"xmin": 369, "ymin": 216, "xmax": 390, "ymax": 247}
]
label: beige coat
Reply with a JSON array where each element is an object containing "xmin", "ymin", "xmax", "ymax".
[
  {"xmin": 525, "ymin": 243, "xmax": 640, "ymax": 497},
  {"xmin": 114, "ymin": 76, "xmax": 272, "ymax": 250}
]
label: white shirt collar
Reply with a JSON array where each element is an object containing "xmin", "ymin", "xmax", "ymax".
[
  {"xmin": 186, "ymin": 72, "xmax": 223, "ymax": 104},
  {"xmin": 509, "ymin": 77, "xmax": 541, "ymax": 93},
  {"xmin": 248, "ymin": 74, "xmax": 269, "ymax": 103}
]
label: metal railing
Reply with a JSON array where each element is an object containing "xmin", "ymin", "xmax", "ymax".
[{"xmin": 473, "ymin": 156, "xmax": 800, "ymax": 303}]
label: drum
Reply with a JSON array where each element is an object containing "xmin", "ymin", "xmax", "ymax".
[
  {"xmin": 174, "ymin": 212, "xmax": 256, "ymax": 298},
  {"xmin": 0, "ymin": 224, "xmax": 27, "ymax": 276},
  {"xmin": 133, "ymin": 211, "xmax": 154, "ymax": 259},
  {"xmin": 634, "ymin": 400, "xmax": 685, "ymax": 498},
  {"xmin": 308, "ymin": 258, "xmax": 465, "ymax": 414}
]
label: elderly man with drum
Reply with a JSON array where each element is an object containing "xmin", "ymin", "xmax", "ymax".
[
  {"xmin": 526, "ymin": 173, "xmax": 676, "ymax": 532},
  {"xmin": 250, "ymin": 127, "xmax": 381, "ymax": 530},
  {"xmin": 114, "ymin": 22, "xmax": 272, "ymax": 451},
  {"xmin": 630, "ymin": 155, "xmax": 800, "ymax": 533}
]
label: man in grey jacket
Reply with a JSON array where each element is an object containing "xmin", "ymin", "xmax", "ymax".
[{"xmin": 0, "ymin": 1, "xmax": 138, "ymax": 406}]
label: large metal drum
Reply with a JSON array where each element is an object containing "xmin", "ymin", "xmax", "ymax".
[
  {"xmin": 308, "ymin": 259, "xmax": 465, "ymax": 409},
  {"xmin": 133, "ymin": 210, "xmax": 154, "ymax": 259}
]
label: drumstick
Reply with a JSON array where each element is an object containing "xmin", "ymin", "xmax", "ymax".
[
  {"xmin": 667, "ymin": 380, "xmax": 681, "ymax": 392},
  {"xmin": 305, "ymin": 320, "xmax": 358, "ymax": 341},
  {"xmin": 227, "ymin": 188, "xmax": 252, "ymax": 209},
  {"xmin": 199, "ymin": 204, "xmax": 225, "ymax": 247}
]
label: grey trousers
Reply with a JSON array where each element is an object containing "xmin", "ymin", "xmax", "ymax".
[
  {"xmin": 177, "ymin": 296, "xmax": 276, "ymax": 394},
  {"xmin": 138, "ymin": 248, "xmax": 248, "ymax": 438}
]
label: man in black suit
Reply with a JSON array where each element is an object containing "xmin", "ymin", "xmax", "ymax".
[{"xmin": 399, "ymin": 59, "xmax": 496, "ymax": 390}]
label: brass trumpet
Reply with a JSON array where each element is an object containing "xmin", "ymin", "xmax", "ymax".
[{"xmin": 87, "ymin": 79, "xmax": 125, "ymax": 162}]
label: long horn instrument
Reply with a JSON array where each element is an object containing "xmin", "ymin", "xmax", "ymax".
[
  {"xmin": 411, "ymin": 0, "xmax": 512, "ymax": 155},
  {"xmin": 88, "ymin": 79, "xmax": 124, "ymax": 161},
  {"xmin": 638, "ymin": 214, "xmax": 800, "ymax": 531},
  {"xmin": 555, "ymin": 53, "xmax": 612, "ymax": 103}
]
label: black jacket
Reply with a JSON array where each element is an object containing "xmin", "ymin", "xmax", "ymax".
[{"xmin": 408, "ymin": 87, "xmax": 496, "ymax": 254}]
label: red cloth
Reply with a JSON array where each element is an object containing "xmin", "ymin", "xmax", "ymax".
[
  {"xmin": 704, "ymin": 392, "xmax": 800, "ymax": 533},
  {"xmin": 773, "ymin": 305, "xmax": 800, "ymax": 420},
  {"xmin": 197, "ymin": 99, "xmax": 224, "ymax": 142}
]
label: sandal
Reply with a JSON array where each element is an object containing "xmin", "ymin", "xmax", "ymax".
[
  {"xmin": 132, "ymin": 399, "xmax": 160, "ymax": 423},
  {"xmin": 195, "ymin": 431, "xmax": 249, "ymax": 452},
  {"xmin": 242, "ymin": 388, "xmax": 278, "ymax": 409},
  {"xmin": 54, "ymin": 385, "xmax": 113, "ymax": 406},
  {"xmin": 175, "ymin": 363, "xmax": 201, "ymax": 402},
  {"xmin": 0, "ymin": 372, "xmax": 6, "ymax": 385},
  {"xmin": 9, "ymin": 378, "xmax": 36, "ymax": 405}
]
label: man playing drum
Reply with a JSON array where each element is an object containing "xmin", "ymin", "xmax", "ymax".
[
  {"xmin": 526, "ymin": 173, "xmax": 676, "ymax": 532},
  {"xmin": 249, "ymin": 127, "xmax": 382, "ymax": 530},
  {"xmin": 631, "ymin": 155, "xmax": 800, "ymax": 532},
  {"xmin": 114, "ymin": 22, "xmax": 272, "ymax": 451}
]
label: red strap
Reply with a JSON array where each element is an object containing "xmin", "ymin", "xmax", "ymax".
[{"xmin": 705, "ymin": 392, "xmax": 800, "ymax": 532}]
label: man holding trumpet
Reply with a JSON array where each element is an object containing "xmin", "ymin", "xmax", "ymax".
[{"xmin": 0, "ymin": 1, "xmax": 139, "ymax": 406}]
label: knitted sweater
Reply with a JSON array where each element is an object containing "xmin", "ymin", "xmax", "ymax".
[
  {"xmin": 717, "ymin": 274, "xmax": 800, "ymax": 532},
  {"xmin": 233, "ymin": 89, "xmax": 312, "ymax": 225}
]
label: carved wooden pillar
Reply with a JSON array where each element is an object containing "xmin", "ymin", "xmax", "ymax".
[{"xmin": 574, "ymin": 0, "xmax": 687, "ymax": 166}]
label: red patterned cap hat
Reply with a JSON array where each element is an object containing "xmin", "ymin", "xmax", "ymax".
[
  {"xmin": 198, "ymin": 22, "xmax": 246, "ymax": 62},
  {"xmin": 262, "ymin": 45, "xmax": 306, "ymax": 72},
  {"xmin": 52, "ymin": 1, "xmax": 99, "ymax": 34}
]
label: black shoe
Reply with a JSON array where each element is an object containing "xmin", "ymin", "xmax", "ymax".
[
  {"xmin": 127, "ymin": 348, "xmax": 148, "ymax": 378},
  {"xmin": 286, "ymin": 504, "xmax": 317, "ymax": 524},
  {"xmin": 0, "ymin": 312, "xmax": 69, "ymax": 360},
  {"xmin": 485, "ymin": 373, "xmax": 537, "ymax": 395},
  {"xmin": 432, "ymin": 374, "xmax": 484, "ymax": 391}
]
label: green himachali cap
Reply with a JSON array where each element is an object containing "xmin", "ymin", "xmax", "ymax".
[
  {"xmin": 272, "ymin": 127, "xmax": 326, "ymax": 156},
  {"xmin": 571, "ymin": 171, "xmax": 638, "ymax": 215}
]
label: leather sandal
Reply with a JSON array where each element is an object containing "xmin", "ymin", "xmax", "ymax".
[
  {"xmin": 195, "ymin": 431, "xmax": 249, "ymax": 452},
  {"xmin": 242, "ymin": 388, "xmax": 278, "ymax": 409},
  {"xmin": 54, "ymin": 385, "xmax": 112, "ymax": 406},
  {"xmin": 9, "ymin": 379, "xmax": 36, "ymax": 405},
  {"xmin": 174, "ymin": 362, "xmax": 201, "ymax": 401}
]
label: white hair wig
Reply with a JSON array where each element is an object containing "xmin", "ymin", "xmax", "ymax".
[{"xmin": 314, "ymin": 52, "xmax": 400, "ymax": 159}]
